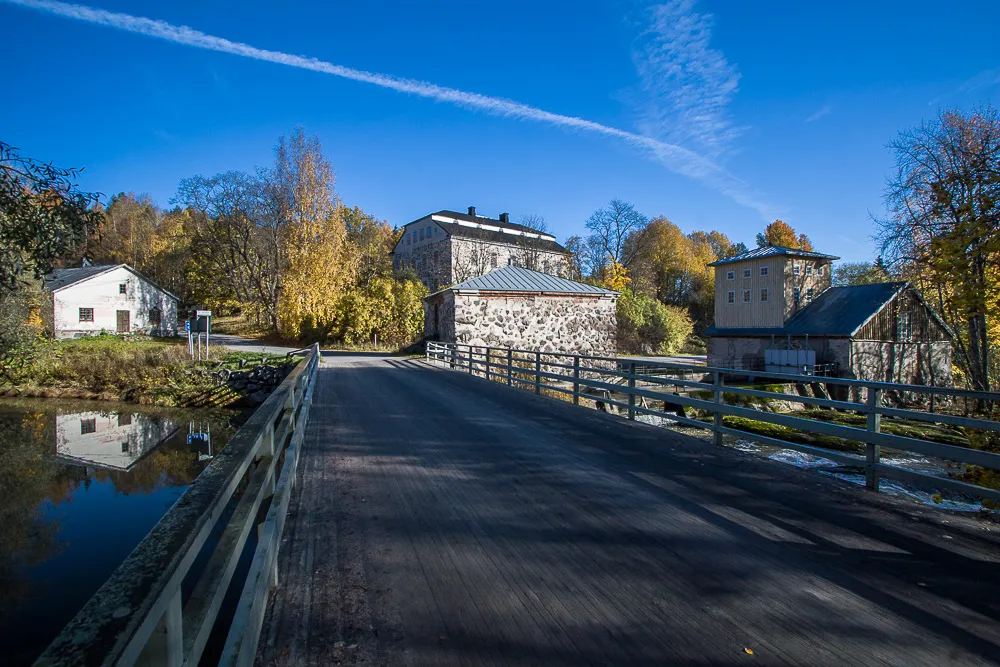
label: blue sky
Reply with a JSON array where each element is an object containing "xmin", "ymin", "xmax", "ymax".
[{"xmin": 3, "ymin": 0, "xmax": 998, "ymax": 262}]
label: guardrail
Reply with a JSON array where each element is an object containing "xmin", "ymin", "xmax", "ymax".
[
  {"xmin": 35, "ymin": 343, "xmax": 322, "ymax": 667},
  {"xmin": 426, "ymin": 341, "xmax": 1000, "ymax": 504}
]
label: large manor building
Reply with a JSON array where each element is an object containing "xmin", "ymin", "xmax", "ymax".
[{"xmin": 391, "ymin": 207, "xmax": 569, "ymax": 290}]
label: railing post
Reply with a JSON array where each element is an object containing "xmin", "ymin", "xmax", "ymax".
[
  {"xmin": 535, "ymin": 351, "xmax": 541, "ymax": 394},
  {"xmin": 139, "ymin": 588, "xmax": 183, "ymax": 666},
  {"xmin": 573, "ymin": 356, "xmax": 580, "ymax": 405},
  {"xmin": 713, "ymin": 371, "xmax": 723, "ymax": 446},
  {"xmin": 485, "ymin": 346, "xmax": 491, "ymax": 381},
  {"xmin": 866, "ymin": 386, "xmax": 882, "ymax": 491},
  {"xmin": 468, "ymin": 346, "xmax": 474, "ymax": 374},
  {"xmin": 507, "ymin": 349, "xmax": 513, "ymax": 386},
  {"xmin": 628, "ymin": 362, "xmax": 636, "ymax": 420}
]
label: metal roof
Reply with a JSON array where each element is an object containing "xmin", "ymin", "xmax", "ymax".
[
  {"xmin": 705, "ymin": 282, "xmax": 910, "ymax": 337},
  {"xmin": 708, "ymin": 245, "xmax": 840, "ymax": 267},
  {"xmin": 428, "ymin": 266, "xmax": 617, "ymax": 297},
  {"xmin": 44, "ymin": 264, "xmax": 122, "ymax": 290}
]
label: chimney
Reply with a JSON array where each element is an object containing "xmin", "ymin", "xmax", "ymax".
[
  {"xmin": 468, "ymin": 206, "xmax": 476, "ymax": 216},
  {"xmin": 499, "ymin": 212, "xmax": 509, "ymax": 224}
]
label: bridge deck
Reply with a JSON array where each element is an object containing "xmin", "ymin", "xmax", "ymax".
[{"xmin": 255, "ymin": 356, "xmax": 1000, "ymax": 666}]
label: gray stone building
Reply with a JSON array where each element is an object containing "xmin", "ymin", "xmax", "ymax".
[
  {"xmin": 704, "ymin": 246, "xmax": 953, "ymax": 386},
  {"xmin": 391, "ymin": 207, "xmax": 569, "ymax": 290},
  {"xmin": 423, "ymin": 266, "xmax": 618, "ymax": 356}
]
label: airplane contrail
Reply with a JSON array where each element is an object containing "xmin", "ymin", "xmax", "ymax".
[{"xmin": 4, "ymin": 0, "xmax": 776, "ymax": 219}]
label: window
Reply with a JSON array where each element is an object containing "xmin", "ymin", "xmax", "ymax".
[
  {"xmin": 760, "ymin": 266, "xmax": 769, "ymax": 277},
  {"xmin": 792, "ymin": 263, "xmax": 801, "ymax": 276},
  {"xmin": 419, "ymin": 229, "xmax": 424, "ymax": 241},
  {"xmin": 79, "ymin": 307, "xmax": 94, "ymax": 322},
  {"xmin": 149, "ymin": 307, "xmax": 162, "ymax": 325},
  {"xmin": 743, "ymin": 268, "xmax": 751, "ymax": 278},
  {"xmin": 818, "ymin": 265, "xmax": 825, "ymax": 277},
  {"xmin": 406, "ymin": 236, "xmax": 411, "ymax": 245},
  {"xmin": 119, "ymin": 283, "xmax": 127, "ymax": 294},
  {"xmin": 742, "ymin": 289, "xmax": 752, "ymax": 303},
  {"xmin": 727, "ymin": 290, "xmax": 735, "ymax": 304},
  {"xmin": 121, "ymin": 442, "xmax": 130, "ymax": 453},
  {"xmin": 793, "ymin": 286, "xmax": 801, "ymax": 305},
  {"xmin": 760, "ymin": 288, "xmax": 768, "ymax": 302},
  {"xmin": 806, "ymin": 264, "xmax": 813, "ymax": 276},
  {"xmin": 118, "ymin": 413, "xmax": 132, "ymax": 427},
  {"xmin": 726, "ymin": 270, "xmax": 735, "ymax": 280},
  {"xmin": 897, "ymin": 312, "xmax": 912, "ymax": 341},
  {"xmin": 806, "ymin": 288, "xmax": 814, "ymax": 301},
  {"xmin": 80, "ymin": 418, "xmax": 96, "ymax": 435}
]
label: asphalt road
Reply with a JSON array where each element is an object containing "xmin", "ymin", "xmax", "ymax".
[{"xmin": 256, "ymin": 357, "xmax": 1000, "ymax": 667}]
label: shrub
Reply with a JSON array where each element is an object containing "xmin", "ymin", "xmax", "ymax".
[{"xmin": 616, "ymin": 288, "xmax": 693, "ymax": 355}]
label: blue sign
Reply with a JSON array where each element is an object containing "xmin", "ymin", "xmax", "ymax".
[{"xmin": 185, "ymin": 320, "xmax": 191, "ymax": 332}]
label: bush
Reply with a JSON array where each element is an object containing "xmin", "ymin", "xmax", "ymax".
[{"xmin": 616, "ymin": 288, "xmax": 693, "ymax": 355}]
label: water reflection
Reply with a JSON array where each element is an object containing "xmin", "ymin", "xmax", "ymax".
[{"xmin": 0, "ymin": 398, "xmax": 243, "ymax": 666}]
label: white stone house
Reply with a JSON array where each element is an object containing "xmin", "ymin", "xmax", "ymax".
[
  {"xmin": 423, "ymin": 266, "xmax": 618, "ymax": 357},
  {"xmin": 392, "ymin": 207, "xmax": 570, "ymax": 290},
  {"xmin": 44, "ymin": 264, "xmax": 180, "ymax": 339}
]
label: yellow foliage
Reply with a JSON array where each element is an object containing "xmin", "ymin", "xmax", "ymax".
[{"xmin": 603, "ymin": 262, "xmax": 631, "ymax": 292}]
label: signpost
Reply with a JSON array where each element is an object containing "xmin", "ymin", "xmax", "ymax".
[{"xmin": 187, "ymin": 310, "xmax": 212, "ymax": 360}]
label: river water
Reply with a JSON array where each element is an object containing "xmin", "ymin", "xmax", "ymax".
[{"xmin": 0, "ymin": 397, "xmax": 246, "ymax": 666}]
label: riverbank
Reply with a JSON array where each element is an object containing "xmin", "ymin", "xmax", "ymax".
[{"xmin": 0, "ymin": 335, "xmax": 296, "ymax": 407}]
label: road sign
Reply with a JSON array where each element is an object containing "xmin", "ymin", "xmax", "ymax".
[
  {"xmin": 185, "ymin": 320, "xmax": 191, "ymax": 332},
  {"xmin": 196, "ymin": 310, "xmax": 211, "ymax": 317}
]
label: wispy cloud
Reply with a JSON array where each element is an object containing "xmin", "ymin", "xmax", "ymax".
[
  {"xmin": 928, "ymin": 68, "xmax": 1000, "ymax": 106},
  {"xmin": 630, "ymin": 0, "xmax": 742, "ymax": 158},
  {"xmin": 4, "ymin": 0, "xmax": 777, "ymax": 219},
  {"xmin": 805, "ymin": 105, "xmax": 832, "ymax": 123}
]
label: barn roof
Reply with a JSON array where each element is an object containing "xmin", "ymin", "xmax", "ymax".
[
  {"xmin": 708, "ymin": 245, "xmax": 840, "ymax": 267},
  {"xmin": 427, "ymin": 266, "xmax": 617, "ymax": 298},
  {"xmin": 44, "ymin": 264, "xmax": 180, "ymax": 301},
  {"xmin": 705, "ymin": 282, "xmax": 918, "ymax": 337}
]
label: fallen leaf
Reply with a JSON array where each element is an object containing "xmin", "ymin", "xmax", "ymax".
[{"xmin": 744, "ymin": 647, "xmax": 754, "ymax": 655}]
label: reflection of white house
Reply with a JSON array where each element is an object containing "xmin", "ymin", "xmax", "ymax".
[
  {"xmin": 55, "ymin": 411, "xmax": 178, "ymax": 471},
  {"xmin": 44, "ymin": 264, "xmax": 179, "ymax": 339}
]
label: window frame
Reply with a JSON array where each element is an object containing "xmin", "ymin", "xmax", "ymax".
[
  {"xmin": 79, "ymin": 307, "xmax": 94, "ymax": 322},
  {"xmin": 742, "ymin": 289, "xmax": 752, "ymax": 304},
  {"xmin": 792, "ymin": 263, "xmax": 801, "ymax": 276},
  {"xmin": 806, "ymin": 264, "xmax": 814, "ymax": 276},
  {"xmin": 743, "ymin": 268, "xmax": 752, "ymax": 279},
  {"xmin": 760, "ymin": 288, "xmax": 769, "ymax": 302},
  {"xmin": 760, "ymin": 265, "xmax": 769, "ymax": 277},
  {"xmin": 148, "ymin": 307, "xmax": 162, "ymax": 326},
  {"xmin": 726, "ymin": 270, "xmax": 735, "ymax": 280},
  {"xmin": 806, "ymin": 287, "xmax": 814, "ymax": 302},
  {"xmin": 119, "ymin": 283, "xmax": 127, "ymax": 294},
  {"xmin": 727, "ymin": 290, "xmax": 736, "ymax": 304},
  {"xmin": 80, "ymin": 418, "xmax": 96, "ymax": 435}
]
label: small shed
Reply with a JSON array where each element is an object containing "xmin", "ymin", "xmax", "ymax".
[
  {"xmin": 44, "ymin": 264, "xmax": 180, "ymax": 339},
  {"xmin": 423, "ymin": 266, "xmax": 618, "ymax": 356}
]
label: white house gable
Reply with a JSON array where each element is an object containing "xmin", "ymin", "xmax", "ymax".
[{"xmin": 49, "ymin": 265, "xmax": 179, "ymax": 339}]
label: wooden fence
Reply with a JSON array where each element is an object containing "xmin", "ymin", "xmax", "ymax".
[
  {"xmin": 35, "ymin": 344, "xmax": 321, "ymax": 667},
  {"xmin": 426, "ymin": 342, "xmax": 1000, "ymax": 504}
]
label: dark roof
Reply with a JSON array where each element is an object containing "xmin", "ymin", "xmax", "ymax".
[
  {"xmin": 44, "ymin": 264, "xmax": 122, "ymax": 290},
  {"xmin": 44, "ymin": 263, "xmax": 180, "ymax": 301},
  {"xmin": 434, "ymin": 220, "xmax": 567, "ymax": 253},
  {"xmin": 398, "ymin": 210, "xmax": 567, "ymax": 254},
  {"xmin": 427, "ymin": 266, "xmax": 617, "ymax": 298},
  {"xmin": 708, "ymin": 245, "xmax": 840, "ymax": 267},
  {"xmin": 705, "ymin": 282, "xmax": 910, "ymax": 337}
]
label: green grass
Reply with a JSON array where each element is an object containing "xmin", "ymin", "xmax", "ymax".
[{"xmin": 0, "ymin": 335, "xmax": 258, "ymax": 407}]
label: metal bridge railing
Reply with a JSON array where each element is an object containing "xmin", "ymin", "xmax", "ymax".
[
  {"xmin": 35, "ymin": 344, "xmax": 322, "ymax": 667},
  {"xmin": 426, "ymin": 341, "xmax": 1000, "ymax": 504}
]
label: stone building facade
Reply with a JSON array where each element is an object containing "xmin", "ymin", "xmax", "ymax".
[
  {"xmin": 704, "ymin": 246, "xmax": 953, "ymax": 386},
  {"xmin": 423, "ymin": 266, "xmax": 617, "ymax": 357},
  {"xmin": 392, "ymin": 207, "xmax": 569, "ymax": 290}
]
